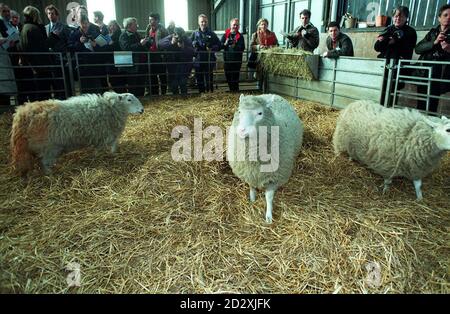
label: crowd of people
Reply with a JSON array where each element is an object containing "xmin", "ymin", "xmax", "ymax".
[{"xmin": 0, "ymin": 3, "xmax": 449, "ymax": 112}]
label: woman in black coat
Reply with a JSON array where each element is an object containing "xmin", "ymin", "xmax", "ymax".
[
  {"xmin": 19, "ymin": 6, "xmax": 52, "ymax": 101},
  {"xmin": 415, "ymin": 4, "xmax": 450, "ymax": 113}
]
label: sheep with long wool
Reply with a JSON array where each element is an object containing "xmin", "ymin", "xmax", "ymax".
[
  {"xmin": 333, "ymin": 100, "xmax": 450, "ymax": 200},
  {"xmin": 227, "ymin": 94, "xmax": 304, "ymax": 223},
  {"xmin": 11, "ymin": 92, "xmax": 144, "ymax": 175}
]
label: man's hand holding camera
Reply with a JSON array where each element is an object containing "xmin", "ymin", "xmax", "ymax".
[
  {"xmin": 435, "ymin": 32, "xmax": 450, "ymax": 52},
  {"xmin": 172, "ymin": 34, "xmax": 184, "ymax": 48},
  {"xmin": 225, "ymin": 33, "xmax": 236, "ymax": 47}
]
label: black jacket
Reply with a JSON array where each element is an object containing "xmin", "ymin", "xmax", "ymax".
[
  {"xmin": 287, "ymin": 23, "xmax": 319, "ymax": 52},
  {"xmin": 415, "ymin": 26, "xmax": 450, "ymax": 62},
  {"xmin": 220, "ymin": 30, "xmax": 245, "ymax": 63},
  {"xmin": 374, "ymin": 24, "xmax": 417, "ymax": 60},
  {"xmin": 325, "ymin": 33, "xmax": 354, "ymax": 58}
]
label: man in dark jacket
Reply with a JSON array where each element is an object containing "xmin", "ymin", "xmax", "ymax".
[
  {"xmin": 119, "ymin": 17, "xmax": 149, "ymax": 96},
  {"xmin": 45, "ymin": 4, "xmax": 72, "ymax": 98},
  {"xmin": 284, "ymin": 9, "xmax": 319, "ymax": 52},
  {"xmin": 68, "ymin": 14, "xmax": 107, "ymax": 93},
  {"xmin": 323, "ymin": 22, "xmax": 354, "ymax": 58},
  {"xmin": 415, "ymin": 4, "xmax": 450, "ymax": 113},
  {"xmin": 159, "ymin": 27, "xmax": 194, "ymax": 95},
  {"xmin": 191, "ymin": 14, "xmax": 220, "ymax": 93},
  {"xmin": 145, "ymin": 12, "xmax": 169, "ymax": 95},
  {"xmin": 221, "ymin": 18, "xmax": 245, "ymax": 92}
]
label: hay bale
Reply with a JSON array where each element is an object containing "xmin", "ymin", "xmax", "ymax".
[{"xmin": 258, "ymin": 47, "xmax": 317, "ymax": 80}]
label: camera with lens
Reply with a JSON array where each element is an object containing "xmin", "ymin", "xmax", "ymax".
[
  {"xmin": 443, "ymin": 33, "xmax": 450, "ymax": 44},
  {"xmin": 226, "ymin": 33, "xmax": 236, "ymax": 46}
]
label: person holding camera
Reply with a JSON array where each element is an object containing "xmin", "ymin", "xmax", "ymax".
[
  {"xmin": 118, "ymin": 17, "xmax": 149, "ymax": 96},
  {"xmin": 284, "ymin": 9, "xmax": 319, "ymax": 52},
  {"xmin": 68, "ymin": 14, "xmax": 108, "ymax": 94},
  {"xmin": 415, "ymin": 4, "xmax": 450, "ymax": 113},
  {"xmin": 145, "ymin": 12, "xmax": 169, "ymax": 96},
  {"xmin": 191, "ymin": 14, "xmax": 220, "ymax": 93},
  {"xmin": 220, "ymin": 18, "xmax": 245, "ymax": 92},
  {"xmin": 159, "ymin": 27, "xmax": 194, "ymax": 95},
  {"xmin": 374, "ymin": 6, "xmax": 417, "ymax": 61}
]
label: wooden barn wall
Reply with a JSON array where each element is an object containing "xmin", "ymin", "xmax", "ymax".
[
  {"xmin": 9, "ymin": 0, "xmax": 87, "ymax": 24},
  {"xmin": 214, "ymin": 0, "xmax": 240, "ymax": 31},
  {"xmin": 114, "ymin": 0, "xmax": 164, "ymax": 31},
  {"xmin": 187, "ymin": 0, "xmax": 211, "ymax": 31}
]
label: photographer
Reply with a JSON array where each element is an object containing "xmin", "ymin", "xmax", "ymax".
[
  {"xmin": 374, "ymin": 6, "xmax": 417, "ymax": 61},
  {"xmin": 415, "ymin": 4, "xmax": 450, "ymax": 113},
  {"xmin": 159, "ymin": 27, "xmax": 194, "ymax": 95},
  {"xmin": 284, "ymin": 9, "xmax": 319, "ymax": 52},
  {"xmin": 220, "ymin": 18, "xmax": 245, "ymax": 92},
  {"xmin": 191, "ymin": 14, "xmax": 220, "ymax": 93}
]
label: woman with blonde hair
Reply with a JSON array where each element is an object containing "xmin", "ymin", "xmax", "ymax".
[{"xmin": 248, "ymin": 18, "xmax": 278, "ymax": 87}]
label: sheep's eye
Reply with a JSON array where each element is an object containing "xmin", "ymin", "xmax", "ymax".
[
  {"xmin": 257, "ymin": 112, "xmax": 263, "ymax": 116},
  {"xmin": 446, "ymin": 128, "xmax": 450, "ymax": 133}
]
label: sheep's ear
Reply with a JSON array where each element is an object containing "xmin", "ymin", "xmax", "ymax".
[
  {"xmin": 424, "ymin": 118, "xmax": 439, "ymax": 129},
  {"xmin": 239, "ymin": 94, "xmax": 245, "ymax": 102},
  {"xmin": 118, "ymin": 95, "xmax": 123, "ymax": 101},
  {"xmin": 265, "ymin": 95, "xmax": 275, "ymax": 108}
]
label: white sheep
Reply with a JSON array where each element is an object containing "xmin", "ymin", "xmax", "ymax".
[
  {"xmin": 227, "ymin": 94, "xmax": 304, "ymax": 223},
  {"xmin": 11, "ymin": 92, "xmax": 144, "ymax": 175},
  {"xmin": 333, "ymin": 100, "xmax": 450, "ymax": 200}
]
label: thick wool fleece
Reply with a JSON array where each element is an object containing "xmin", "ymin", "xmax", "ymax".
[
  {"xmin": 333, "ymin": 100, "xmax": 446, "ymax": 181},
  {"xmin": 11, "ymin": 94, "xmax": 130, "ymax": 175},
  {"xmin": 227, "ymin": 94, "xmax": 304, "ymax": 189}
]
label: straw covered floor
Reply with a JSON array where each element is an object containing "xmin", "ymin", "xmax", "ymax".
[{"xmin": 0, "ymin": 93, "xmax": 448, "ymax": 293}]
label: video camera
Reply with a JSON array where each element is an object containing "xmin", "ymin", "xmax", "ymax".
[{"xmin": 379, "ymin": 27, "xmax": 404, "ymax": 42}]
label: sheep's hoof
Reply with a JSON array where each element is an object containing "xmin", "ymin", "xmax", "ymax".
[{"xmin": 265, "ymin": 214, "xmax": 273, "ymax": 224}]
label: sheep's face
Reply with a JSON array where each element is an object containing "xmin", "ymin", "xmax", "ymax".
[
  {"xmin": 121, "ymin": 93, "xmax": 144, "ymax": 114},
  {"xmin": 432, "ymin": 116, "xmax": 450, "ymax": 150},
  {"xmin": 235, "ymin": 94, "xmax": 273, "ymax": 139}
]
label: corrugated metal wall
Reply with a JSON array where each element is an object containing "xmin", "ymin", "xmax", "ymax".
[
  {"xmin": 187, "ymin": 0, "xmax": 211, "ymax": 30},
  {"xmin": 114, "ymin": 0, "xmax": 164, "ymax": 30},
  {"xmin": 214, "ymin": 0, "xmax": 240, "ymax": 31},
  {"xmin": 8, "ymin": 0, "xmax": 87, "ymax": 24}
]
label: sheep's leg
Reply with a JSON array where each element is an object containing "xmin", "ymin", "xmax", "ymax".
[
  {"xmin": 41, "ymin": 148, "xmax": 61, "ymax": 175},
  {"xmin": 110, "ymin": 139, "xmax": 118, "ymax": 154},
  {"xmin": 249, "ymin": 186, "xmax": 257, "ymax": 203},
  {"xmin": 413, "ymin": 180, "xmax": 423, "ymax": 201},
  {"xmin": 382, "ymin": 179, "xmax": 392, "ymax": 194},
  {"xmin": 265, "ymin": 185, "xmax": 277, "ymax": 224}
]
